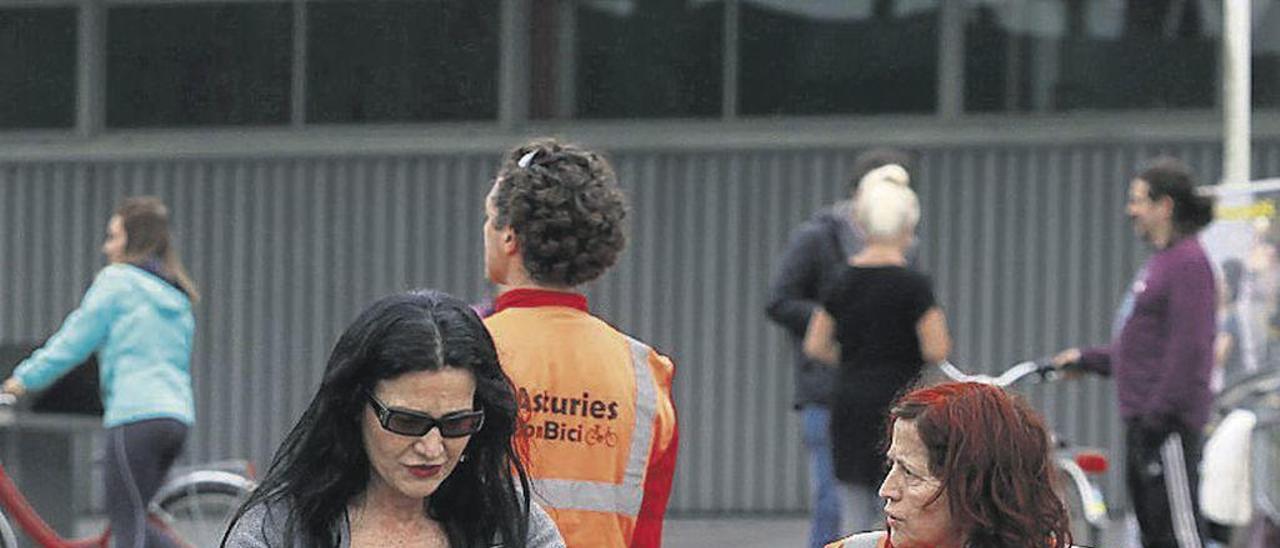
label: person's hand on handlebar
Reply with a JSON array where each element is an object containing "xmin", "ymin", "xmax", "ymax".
[
  {"xmin": 1051, "ymin": 348, "xmax": 1084, "ymax": 380},
  {"xmin": 2, "ymin": 377, "xmax": 26, "ymax": 397}
]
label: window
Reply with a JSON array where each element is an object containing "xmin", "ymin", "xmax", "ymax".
[
  {"xmin": 0, "ymin": 7, "xmax": 77, "ymax": 129},
  {"xmin": 965, "ymin": 0, "xmax": 1217, "ymax": 112},
  {"xmin": 9, "ymin": 0, "xmax": 1257, "ymax": 132},
  {"xmin": 573, "ymin": 0, "xmax": 722, "ymax": 119},
  {"xmin": 106, "ymin": 3, "xmax": 292, "ymax": 128},
  {"xmin": 739, "ymin": 2, "xmax": 938, "ymax": 115},
  {"xmin": 307, "ymin": 0, "xmax": 500, "ymax": 123}
]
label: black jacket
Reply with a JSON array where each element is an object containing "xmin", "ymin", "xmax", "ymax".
[{"xmin": 765, "ymin": 202, "xmax": 861, "ymax": 408}]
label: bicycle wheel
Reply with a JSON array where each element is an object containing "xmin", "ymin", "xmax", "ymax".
[
  {"xmin": 153, "ymin": 473, "xmax": 254, "ymax": 547},
  {"xmin": 1056, "ymin": 470, "xmax": 1091, "ymax": 545},
  {"xmin": 0, "ymin": 510, "xmax": 17, "ymax": 548}
]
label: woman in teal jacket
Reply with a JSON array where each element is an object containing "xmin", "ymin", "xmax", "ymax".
[{"xmin": 3, "ymin": 196, "xmax": 198, "ymax": 548}]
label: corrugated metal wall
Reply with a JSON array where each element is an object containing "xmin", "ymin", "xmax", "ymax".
[{"xmin": 2, "ymin": 138, "xmax": 1278, "ymax": 515}]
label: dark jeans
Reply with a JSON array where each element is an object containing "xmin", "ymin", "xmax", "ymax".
[
  {"xmin": 105, "ymin": 418, "xmax": 188, "ymax": 548},
  {"xmin": 1125, "ymin": 418, "xmax": 1206, "ymax": 548}
]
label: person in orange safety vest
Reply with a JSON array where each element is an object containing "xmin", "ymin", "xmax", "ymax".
[{"xmin": 481, "ymin": 138, "xmax": 678, "ymax": 548}]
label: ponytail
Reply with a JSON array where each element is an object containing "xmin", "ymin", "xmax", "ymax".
[
  {"xmin": 115, "ymin": 196, "xmax": 201, "ymax": 303},
  {"xmin": 1137, "ymin": 156, "xmax": 1216, "ymax": 236}
]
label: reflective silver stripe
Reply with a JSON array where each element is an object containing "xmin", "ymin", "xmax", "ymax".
[
  {"xmin": 532, "ymin": 478, "xmax": 643, "ymax": 516},
  {"xmin": 1161, "ymin": 434, "xmax": 1203, "ymax": 548},
  {"xmin": 625, "ymin": 336, "xmax": 659, "ymax": 491},
  {"xmin": 530, "ymin": 337, "xmax": 658, "ymax": 518}
]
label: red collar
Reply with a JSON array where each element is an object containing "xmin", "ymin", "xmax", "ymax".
[{"xmin": 493, "ymin": 288, "xmax": 589, "ymax": 313}]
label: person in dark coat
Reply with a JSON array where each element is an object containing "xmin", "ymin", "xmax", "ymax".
[{"xmin": 765, "ymin": 148, "xmax": 914, "ymax": 548}]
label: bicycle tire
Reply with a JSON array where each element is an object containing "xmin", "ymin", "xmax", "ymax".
[
  {"xmin": 0, "ymin": 510, "xmax": 17, "ymax": 548},
  {"xmin": 153, "ymin": 475, "xmax": 254, "ymax": 548},
  {"xmin": 1055, "ymin": 465, "xmax": 1106, "ymax": 547},
  {"xmin": 1056, "ymin": 469, "xmax": 1090, "ymax": 546}
]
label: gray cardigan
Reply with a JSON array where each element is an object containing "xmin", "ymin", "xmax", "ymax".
[
  {"xmin": 224, "ymin": 499, "xmax": 565, "ymax": 548},
  {"xmin": 830, "ymin": 531, "xmax": 1083, "ymax": 548},
  {"xmin": 830, "ymin": 531, "xmax": 883, "ymax": 548}
]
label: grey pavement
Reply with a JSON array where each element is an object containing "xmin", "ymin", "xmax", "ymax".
[
  {"xmin": 71, "ymin": 510, "xmax": 1152, "ymax": 548},
  {"xmin": 663, "ymin": 513, "xmax": 1142, "ymax": 548},
  {"xmin": 664, "ymin": 516, "xmax": 810, "ymax": 548}
]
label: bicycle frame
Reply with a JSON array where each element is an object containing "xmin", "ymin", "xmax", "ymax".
[
  {"xmin": 0, "ymin": 456, "xmax": 201, "ymax": 548},
  {"xmin": 0, "ymin": 396, "xmax": 197, "ymax": 548},
  {"xmin": 0, "ymin": 462, "xmax": 108, "ymax": 548}
]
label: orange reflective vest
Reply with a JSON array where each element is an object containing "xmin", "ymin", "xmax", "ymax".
[{"xmin": 484, "ymin": 289, "xmax": 679, "ymax": 548}]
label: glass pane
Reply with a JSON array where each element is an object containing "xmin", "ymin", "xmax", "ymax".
[
  {"xmin": 574, "ymin": 0, "xmax": 723, "ymax": 119},
  {"xmin": 1256, "ymin": 2, "xmax": 1280, "ymax": 109},
  {"xmin": 0, "ymin": 7, "xmax": 76, "ymax": 129},
  {"xmin": 966, "ymin": 1, "xmax": 1217, "ymax": 112},
  {"xmin": 307, "ymin": 0, "xmax": 499, "ymax": 124},
  {"xmin": 107, "ymin": 3, "xmax": 292, "ymax": 128},
  {"xmin": 740, "ymin": 2, "xmax": 938, "ymax": 115}
]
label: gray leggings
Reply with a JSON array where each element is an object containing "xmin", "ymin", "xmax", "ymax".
[{"xmin": 104, "ymin": 418, "xmax": 188, "ymax": 548}]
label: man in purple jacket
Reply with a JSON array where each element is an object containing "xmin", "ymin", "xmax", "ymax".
[{"xmin": 1054, "ymin": 157, "xmax": 1217, "ymax": 548}]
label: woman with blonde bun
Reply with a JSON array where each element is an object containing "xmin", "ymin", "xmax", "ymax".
[{"xmin": 803, "ymin": 166, "xmax": 951, "ymax": 536}]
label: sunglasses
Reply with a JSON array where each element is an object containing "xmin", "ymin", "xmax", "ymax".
[{"xmin": 365, "ymin": 392, "xmax": 485, "ymax": 438}]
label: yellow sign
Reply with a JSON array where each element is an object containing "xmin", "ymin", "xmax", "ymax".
[{"xmin": 1216, "ymin": 199, "xmax": 1276, "ymax": 221}]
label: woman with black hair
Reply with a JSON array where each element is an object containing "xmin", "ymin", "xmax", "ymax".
[{"xmin": 223, "ymin": 290, "xmax": 564, "ymax": 548}]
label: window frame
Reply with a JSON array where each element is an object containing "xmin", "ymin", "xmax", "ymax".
[{"xmin": 0, "ymin": 0, "xmax": 1271, "ymax": 138}]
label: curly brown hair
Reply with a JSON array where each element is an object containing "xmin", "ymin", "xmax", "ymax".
[
  {"xmin": 890, "ymin": 382, "xmax": 1073, "ymax": 548},
  {"xmin": 490, "ymin": 139, "xmax": 627, "ymax": 288}
]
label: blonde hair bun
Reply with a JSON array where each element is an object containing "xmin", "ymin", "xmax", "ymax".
[{"xmin": 858, "ymin": 164, "xmax": 910, "ymax": 189}]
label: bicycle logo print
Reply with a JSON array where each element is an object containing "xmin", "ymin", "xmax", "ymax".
[{"xmin": 584, "ymin": 424, "xmax": 619, "ymax": 447}]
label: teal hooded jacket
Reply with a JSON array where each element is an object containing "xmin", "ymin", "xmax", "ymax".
[{"xmin": 14, "ymin": 263, "xmax": 195, "ymax": 428}]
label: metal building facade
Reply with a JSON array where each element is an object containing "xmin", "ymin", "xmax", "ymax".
[{"xmin": 2, "ymin": 131, "xmax": 1279, "ymax": 514}]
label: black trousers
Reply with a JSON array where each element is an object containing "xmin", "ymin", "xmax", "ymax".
[
  {"xmin": 105, "ymin": 418, "xmax": 188, "ymax": 548},
  {"xmin": 1125, "ymin": 419, "xmax": 1206, "ymax": 548}
]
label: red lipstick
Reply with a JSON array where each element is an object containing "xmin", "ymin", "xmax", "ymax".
[{"xmin": 406, "ymin": 464, "xmax": 441, "ymax": 478}]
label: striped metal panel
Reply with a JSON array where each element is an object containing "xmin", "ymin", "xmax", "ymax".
[{"xmin": 1, "ymin": 139, "xmax": 1278, "ymax": 516}]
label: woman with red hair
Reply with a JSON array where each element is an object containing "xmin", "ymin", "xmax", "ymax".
[{"xmin": 826, "ymin": 382, "xmax": 1074, "ymax": 548}]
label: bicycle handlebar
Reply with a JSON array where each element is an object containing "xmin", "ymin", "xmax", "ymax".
[
  {"xmin": 938, "ymin": 359, "xmax": 1057, "ymax": 387},
  {"xmin": 0, "ymin": 393, "xmax": 15, "ymax": 428}
]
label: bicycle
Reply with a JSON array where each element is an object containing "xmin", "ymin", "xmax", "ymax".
[
  {"xmin": 0, "ymin": 393, "xmax": 256, "ymax": 548},
  {"xmin": 938, "ymin": 359, "xmax": 1111, "ymax": 547}
]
